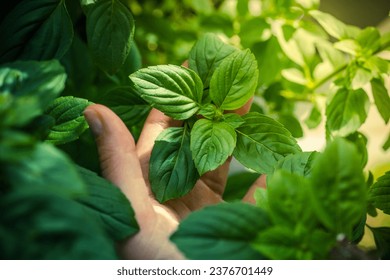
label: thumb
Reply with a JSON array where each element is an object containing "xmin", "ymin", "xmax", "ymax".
[{"xmin": 83, "ymin": 104, "xmax": 154, "ymax": 220}]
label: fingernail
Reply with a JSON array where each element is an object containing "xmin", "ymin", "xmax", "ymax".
[{"xmin": 84, "ymin": 108, "xmax": 103, "ymax": 137}]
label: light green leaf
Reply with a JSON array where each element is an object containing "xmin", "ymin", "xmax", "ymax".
[
  {"xmin": 84, "ymin": 0, "xmax": 134, "ymax": 74},
  {"xmin": 309, "ymin": 10, "xmax": 360, "ymax": 40},
  {"xmin": 357, "ymin": 27, "xmax": 381, "ymax": 55},
  {"xmin": 149, "ymin": 127, "xmax": 199, "ymax": 202},
  {"xmin": 76, "ymin": 166, "xmax": 139, "ymax": 240},
  {"xmin": 0, "ymin": 0, "xmax": 73, "ymax": 62},
  {"xmin": 254, "ymin": 188, "xmax": 268, "ymax": 210},
  {"xmin": 100, "ymin": 86, "xmax": 150, "ymax": 127},
  {"xmin": 273, "ymin": 151, "xmax": 317, "ymax": 178},
  {"xmin": 0, "ymin": 60, "xmax": 66, "ymax": 126},
  {"xmin": 369, "ymin": 171, "xmax": 390, "ymax": 215},
  {"xmin": 305, "ymin": 105, "xmax": 322, "ymax": 129},
  {"xmin": 191, "ymin": 119, "xmax": 236, "ymax": 175},
  {"xmin": 5, "ymin": 143, "xmax": 86, "ymax": 197},
  {"xmin": 281, "ymin": 68, "xmax": 307, "ymax": 85},
  {"xmin": 223, "ymin": 113, "xmax": 245, "ymax": 129},
  {"xmin": 233, "ymin": 112, "xmax": 301, "ymax": 174},
  {"xmin": 45, "ymin": 96, "xmax": 93, "ymax": 145},
  {"xmin": 130, "ymin": 65, "xmax": 203, "ymax": 120},
  {"xmin": 326, "ymin": 88, "xmax": 370, "ymax": 137},
  {"xmin": 188, "ymin": 33, "xmax": 237, "ymax": 89},
  {"xmin": 310, "ymin": 138, "xmax": 367, "ymax": 237},
  {"xmin": 209, "ymin": 49, "xmax": 258, "ymax": 110},
  {"xmin": 171, "ymin": 202, "xmax": 271, "ymax": 260},
  {"xmin": 351, "ymin": 68, "xmax": 372, "ymax": 90},
  {"xmin": 334, "ymin": 39, "xmax": 361, "ymax": 56},
  {"xmin": 198, "ymin": 103, "xmax": 218, "ymax": 119},
  {"xmin": 371, "ymin": 78, "xmax": 390, "ymax": 124}
]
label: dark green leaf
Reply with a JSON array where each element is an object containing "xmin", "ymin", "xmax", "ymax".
[
  {"xmin": 149, "ymin": 127, "xmax": 199, "ymax": 202},
  {"xmin": 209, "ymin": 49, "xmax": 258, "ymax": 110},
  {"xmin": 0, "ymin": 130, "xmax": 36, "ymax": 162},
  {"xmin": 326, "ymin": 87, "xmax": 370, "ymax": 137},
  {"xmin": 45, "ymin": 96, "xmax": 93, "ymax": 145},
  {"xmin": 223, "ymin": 171, "xmax": 259, "ymax": 202},
  {"xmin": 171, "ymin": 202, "xmax": 271, "ymax": 260},
  {"xmin": 0, "ymin": 0, "xmax": 73, "ymax": 62},
  {"xmin": 370, "ymin": 227, "xmax": 390, "ymax": 259},
  {"xmin": 130, "ymin": 65, "xmax": 203, "ymax": 120},
  {"xmin": 351, "ymin": 214, "xmax": 366, "ymax": 244},
  {"xmin": 75, "ymin": 166, "xmax": 139, "ymax": 240},
  {"xmin": 369, "ymin": 171, "xmax": 390, "ymax": 215},
  {"xmin": 0, "ymin": 188, "xmax": 116, "ymax": 259},
  {"xmin": 191, "ymin": 119, "xmax": 236, "ymax": 175},
  {"xmin": 100, "ymin": 86, "xmax": 150, "ymax": 128},
  {"xmin": 346, "ymin": 131, "xmax": 368, "ymax": 167},
  {"xmin": 371, "ymin": 78, "xmax": 390, "ymax": 124},
  {"xmin": 0, "ymin": 60, "xmax": 66, "ymax": 126},
  {"xmin": 188, "ymin": 33, "xmax": 237, "ymax": 89},
  {"xmin": 310, "ymin": 138, "xmax": 367, "ymax": 238},
  {"xmin": 233, "ymin": 112, "xmax": 301, "ymax": 174},
  {"xmin": 84, "ymin": 0, "xmax": 135, "ymax": 74},
  {"xmin": 5, "ymin": 143, "xmax": 85, "ymax": 197}
]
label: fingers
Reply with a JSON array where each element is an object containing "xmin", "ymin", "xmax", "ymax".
[
  {"xmin": 84, "ymin": 104, "xmax": 154, "ymax": 219},
  {"xmin": 136, "ymin": 109, "xmax": 182, "ymax": 181},
  {"xmin": 242, "ymin": 174, "xmax": 267, "ymax": 204}
]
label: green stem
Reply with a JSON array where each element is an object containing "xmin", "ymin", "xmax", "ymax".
[{"xmin": 310, "ymin": 64, "xmax": 348, "ymax": 91}]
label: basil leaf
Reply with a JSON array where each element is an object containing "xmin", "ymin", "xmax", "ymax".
[
  {"xmin": 369, "ymin": 171, "xmax": 390, "ymax": 215},
  {"xmin": 326, "ymin": 87, "xmax": 369, "ymax": 137},
  {"xmin": 45, "ymin": 96, "xmax": 93, "ymax": 145},
  {"xmin": 0, "ymin": 188, "xmax": 117, "ymax": 259},
  {"xmin": 371, "ymin": 78, "xmax": 390, "ymax": 124},
  {"xmin": 75, "ymin": 166, "xmax": 139, "ymax": 240},
  {"xmin": 130, "ymin": 65, "xmax": 203, "ymax": 120},
  {"xmin": 233, "ymin": 112, "xmax": 301, "ymax": 174},
  {"xmin": 191, "ymin": 119, "xmax": 236, "ymax": 175},
  {"xmin": 149, "ymin": 127, "xmax": 199, "ymax": 202},
  {"xmin": 99, "ymin": 86, "xmax": 150, "ymax": 128},
  {"xmin": 384, "ymin": 133, "xmax": 390, "ymax": 151},
  {"xmin": 309, "ymin": 10, "xmax": 360, "ymax": 39},
  {"xmin": 0, "ymin": 0, "xmax": 73, "ymax": 62},
  {"xmin": 369, "ymin": 227, "xmax": 390, "ymax": 260},
  {"xmin": 171, "ymin": 202, "xmax": 271, "ymax": 260},
  {"xmin": 0, "ymin": 60, "xmax": 66, "ymax": 126},
  {"xmin": 0, "ymin": 130, "xmax": 36, "ymax": 162},
  {"xmin": 84, "ymin": 0, "xmax": 134, "ymax": 74},
  {"xmin": 223, "ymin": 171, "xmax": 259, "ymax": 202},
  {"xmin": 310, "ymin": 138, "xmax": 367, "ymax": 238},
  {"xmin": 4, "ymin": 143, "xmax": 86, "ymax": 197},
  {"xmin": 188, "ymin": 33, "xmax": 237, "ymax": 89},
  {"xmin": 209, "ymin": 49, "xmax": 258, "ymax": 110},
  {"xmin": 305, "ymin": 105, "xmax": 322, "ymax": 129},
  {"xmin": 272, "ymin": 151, "xmax": 317, "ymax": 178},
  {"xmin": 223, "ymin": 113, "xmax": 245, "ymax": 129}
]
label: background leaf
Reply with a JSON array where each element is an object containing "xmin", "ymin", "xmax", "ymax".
[
  {"xmin": 369, "ymin": 171, "xmax": 390, "ymax": 215},
  {"xmin": 171, "ymin": 202, "xmax": 271, "ymax": 260},
  {"xmin": 130, "ymin": 65, "xmax": 203, "ymax": 120},
  {"xmin": 45, "ymin": 96, "xmax": 93, "ymax": 145},
  {"xmin": 209, "ymin": 49, "xmax": 258, "ymax": 110},
  {"xmin": 75, "ymin": 166, "xmax": 139, "ymax": 240},
  {"xmin": 233, "ymin": 112, "xmax": 301, "ymax": 174},
  {"xmin": 0, "ymin": 0, "xmax": 73, "ymax": 62},
  {"xmin": 371, "ymin": 78, "xmax": 390, "ymax": 124},
  {"xmin": 191, "ymin": 119, "xmax": 236, "ymax": 175},
  {"xmin": 223, "ymin": 171, "xmax": 259, "ymax": 202},
  {"xmin": 149, "ymin": 127, "xmax": 199, "ymax": 202},
  {"xmin": 369, "ymin": 227, "xmax": 390, "ymax": 259},
  {"xmin": 84, "ymin": 0, "xmax": 135, "ymax": 74}
]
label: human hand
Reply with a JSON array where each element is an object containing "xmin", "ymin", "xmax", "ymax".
[{"xmin": 84, "ymin": 100, "xmax": 266, "ymax": 259}]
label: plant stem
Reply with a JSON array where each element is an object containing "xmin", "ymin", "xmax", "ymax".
[{"xmin": 310, "ymin": 64, "xmax": 348, "ymax": 91}]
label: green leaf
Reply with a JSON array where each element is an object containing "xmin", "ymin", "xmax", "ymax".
[
  {"xmin": 0, "ymin": 0, "xmax": 73, "ymax": 62},
  {"xmin": 351, "ymin": 68, "xmax": 373, "ymax": 90},
  {"xmin": 371, "ymin": 78, "xmax": 390, "ymax": 124},
  {"xmin": 5, "ymin": 143, "xmax": 86, "ymax": 197},
  {"xmin": 309, "ymin": 10, "xmax": 360, "ymax": 40},
  {"xmin": 277, "ymin": 114, "xmax": 304, "ymax": 138},
  {"xmin": 369, "ymin": 171, "xmax": 390, "ymax": 215},
  {"xmin": 346, "ymin": 131, "xmax": 368, "ymax": 167},
  {"xmin": 305, "ymin": 105, "xmax": 322, "ymax": 129},
  {"xmin": 130, "ymin": 65, "xmax": 203, "ymax": 120},
  {"xmin": 254, "ymin": 188, "xmax": 268, "ymax": 210},
  {"xmin": 334, "ymin": 39, "xmax": 361, "ymax": 56},
  {"xmin": 84, "ymin": 0, "xmax": 135, "ymax": 74},
  {"xmin": 223, "ymin": 171, "xmax": 259, "ymax": 202},
  {"xmin": 310, "ymin": 138, "xmax": 367, "ymax": 237},
  {"xmin": 233, "ymin": 112, "xmax": 301, "ymax": 174},
  {"xmin": 191, "ymin": 119, "xmax": 236, "ymax": 175},
  {"xmin": 267, "ymin": 170, "xmax": 314, "ymax": 227},
  {"xmin": 0, "ymin": 60, "xmax": 66, "ymax": 126},
  {"xmin": 0, "ymin": 130, "xmax": 36, "ymax": 162},
  {"xmin": 75, "ymin": 166, "xmax": 139, "ymax": 240},
  {"xmin": 383, "ymin": 133, "xmax": 390, "ymax": 151},
  {"xmin": 149, "ymin": 127, "xmax": 199, "ymax": 202},
  {"xmin": 209, "ymin": 49, "xmax": 258, "ymax": 110},
  {"xmin": 356, "ymin": 27, "xmax": 381, "ymax": 55},
  {"xmin": 326, "ymin": 88, "xmax": 370, "ymax": 137},
  {"xmin": 171, "ymin": 202, "xmax": 271, "ymax": 260},
  {"xmin": 188, "ymin": 33, "xmax": 237, "ymax": 89},
  {"xmin": 273, "ymin": 151, "xmax": 317, "ymax": 178},
  {"xmin": 223, "ymin": 113, "xmax": 245, "ymax": 129},
  {"xmin": 369, "ymin": 227, "xmax": 390, "ymax": 259},
  {"xmin": 100, "ymin": 86, "xmax": 150, "ymax": 128},
  {"xmin": 0, "ymin": 188, "xmax": 117, "ymax": 259},
  {"xmin": 281, "ymin": 68, "xmax": 307, "ymax": 85},
  {"xmin": 45, "ymin": 96, "xmax": 93, "ymax": 145}
]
